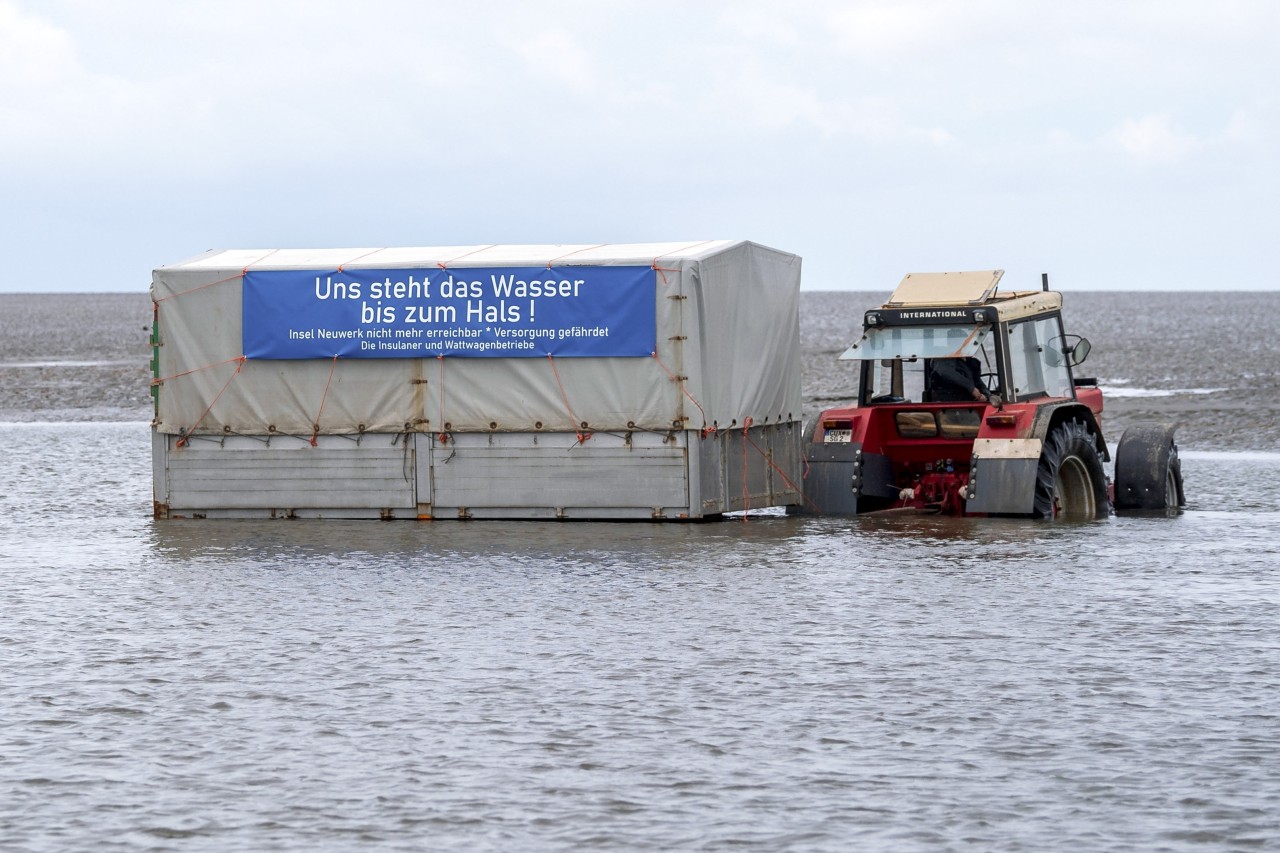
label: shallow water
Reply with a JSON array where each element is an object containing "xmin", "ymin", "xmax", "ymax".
[
  {"xmin": 3, "ymin": 293, "xmax": 1280, "ymax": 851},
  {"xmin": 4, "ymin": 425, "xmax": 1279, "ymax": 851}
]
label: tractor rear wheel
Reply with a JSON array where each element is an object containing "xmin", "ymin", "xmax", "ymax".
[
  {"xmin": 1033, "ymin": 419, "xmax": 1109, "ymax": 519},
  {"xmin": 1114, "ymin": 424, "xmax": 1184, "ymax": 512}
]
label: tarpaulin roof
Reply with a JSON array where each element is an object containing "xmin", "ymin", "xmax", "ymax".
[{"xmin": 151, "ymin": 241, "xmax": 802, "ymax": 438}]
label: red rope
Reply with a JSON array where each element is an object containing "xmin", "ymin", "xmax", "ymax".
[
  {"xmin": 310, "ymin": 355, "xmax": 340, "ymax": 446},
  {"xmin": 651, "ymin": 264, "xmax": 681, "ymax": 286},
  {"xmin": 152, "ymin": 355, "xmax": 250, "ymax": 386},
  {"xmin": 652, "ymin": 240, "xmax": 716, "ymax": 266},
  {"xmin": 742, "ymin": 422, "xmax": 824, "ymax": 515},
  {"xmin": 336, "ymin": 248, "xmax": 383, "ymax": 273},
  {"xmin": 153, "ymin": 272, "xmax": 241, "ymax": 303},
  {"xmin": 547, "ymin": 355, "xmax": 590, "ymax": 443},
  {"xmin": 651, "ymin": 240, "xmax": 716, "ymax": 285},
  {"xmin": 437, "ymin": 355, "xmax": 448, "ymax": 443},
  {"xmin": 436, "ymin": 245, "xmax": 496, "ymax": 270},
  {"xmin": 174, "ymin": 356, "xmax": 246, "ymax": 447},
  {"xmin": 545, "ymin": 244, "xmax": 605, "ymax": 269},
  {"xmin": 651, "ymin": 352, "xmax": 710, "ymax": 436},
  {"xmin": 155, "ymin": 249, "xmax": 280, "ymax": 303},
  {"xmin": 241, "ymin": 248, "xmax": 280, "ymax": 273}
]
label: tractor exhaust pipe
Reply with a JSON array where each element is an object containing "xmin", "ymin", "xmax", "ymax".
[{"xmin": 1042, "ymin": 273, "xmax": 1049, "ymax": 292}]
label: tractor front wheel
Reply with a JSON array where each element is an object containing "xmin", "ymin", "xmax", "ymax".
[{"xmin": 1033, "ymin": 420, "xmax": 1109, "ymax": 519}]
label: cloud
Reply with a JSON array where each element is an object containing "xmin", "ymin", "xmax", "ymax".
[
  {"xmin": 718, "ymin": 7, "xmax": 802, "ymax": 46},
  {"xmin": 1108, "ymin": 114, "xmax": 1199, "ymax": 164},
  {"xmin": 1219, "ymin": 110, "xmax": 1265, "ymax": 146},
  {"xmin": 825, "ymin": 1, "xmax": 951, "ymax": 57},
  {"xmin": 0, "ymin": 0, "xmax": 76, "ymax": 86},
  {"xmin": 1, "ymin": 1, "xmax": 1279, "ymax": 292},
  {"xmin": 509, "ymin": 28, "xmax": 598, "ymax": 92},
  {"xmin": 0, "ymin": 1, "xmax": 89, "ymax": 146}
]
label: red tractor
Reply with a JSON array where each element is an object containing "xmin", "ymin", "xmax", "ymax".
[{"xmin": 801, "ymin": 271, "xmax": 1184, "ymax": 519}]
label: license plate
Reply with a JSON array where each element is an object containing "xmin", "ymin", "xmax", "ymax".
[{"xmin": 824, "ymin": 429, "xmax": 852, "ymax": 443}]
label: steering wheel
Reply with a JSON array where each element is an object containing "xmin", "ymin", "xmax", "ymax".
[{"xmin": 981, "ymin": 372, "xmax": 1001, "ymax": 395}]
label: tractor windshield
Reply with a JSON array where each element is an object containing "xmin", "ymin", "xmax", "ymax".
[
  {"xmin": 850, "ymin": 326, "xmax": 1001, "ymax": 405},
  {"xmin": 840, "ymin": 325, "xmax": 990, "ymax": 361}
]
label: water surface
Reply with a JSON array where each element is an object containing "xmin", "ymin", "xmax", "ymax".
[{"xmin": 2, "ymin": 293, "xmax": 1278, "ymax": 851}]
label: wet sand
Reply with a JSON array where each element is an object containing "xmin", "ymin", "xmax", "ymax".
[
  {"xmin": 801, "ymin": 290, "xmax": 1280, "ymax": 452},
  {"xmin": 1, "ymin": 291, "xmax": 1275, "ymax": 450},
  {"xmin": 0, "ymin": 293, "xmax": 153, "ymax": 423}
]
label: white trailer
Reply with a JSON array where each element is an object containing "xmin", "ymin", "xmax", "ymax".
[{"xmin": 150, "ymin": 241, "xmax": 803, "ymax": 520}]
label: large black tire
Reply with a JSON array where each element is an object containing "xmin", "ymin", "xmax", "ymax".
[
  {"xmin": 1033, "ymin": 419, "xmax": 1109, "ymax": 519},
  {"xmin": 1114, "ymin": 424, "xmax": 1185, "ymax": 511}
]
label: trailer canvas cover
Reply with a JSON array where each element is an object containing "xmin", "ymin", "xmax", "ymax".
[{"xmin": 151, "ymin": 241, "xmax": 802, "ymax": 519}]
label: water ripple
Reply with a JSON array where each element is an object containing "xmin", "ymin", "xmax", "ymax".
[{"xmin": 3, "ymin": 292, "xmax": 1280, "ymax": 850}]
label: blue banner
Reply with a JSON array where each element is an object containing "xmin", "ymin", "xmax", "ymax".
[{"xmin": 242, "ymin": 266, "xmax": 655, "ymax": 359}]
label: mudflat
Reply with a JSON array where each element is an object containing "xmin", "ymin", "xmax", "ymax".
[{"xmin": 2, "ymin": 290, "xmax": 1275, "ymax": 452}]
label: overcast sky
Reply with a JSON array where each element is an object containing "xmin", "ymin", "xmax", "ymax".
[{"xmin": 2, "ymin": 1, "xmax": 1277, "ymax": 293}]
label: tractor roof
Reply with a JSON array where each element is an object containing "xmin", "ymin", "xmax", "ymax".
[
  {"xmin": 885, "ymin": 270, "xmax": 1004, "ymax": 307},
  {"xmin": 883, "ymin": 270, "xmax": 1063, "ymax": 322}
]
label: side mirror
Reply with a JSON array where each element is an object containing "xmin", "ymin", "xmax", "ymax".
[
  {"xmin": 1050, "ymin": 334, "xmax": 1091, "ymax": 367},
  {"xmin": 1070, "ymin": 337, "xmax": 1091, "ymax": 366}
]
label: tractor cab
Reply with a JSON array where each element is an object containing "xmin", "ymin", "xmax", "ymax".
[
  {"xmin": 848, "ymin": 269, "xmax": 1086, "ymax": 408},
  {"xmin": 800, "ymin": 270, "xmax": 1179, "ymax": 519}
]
